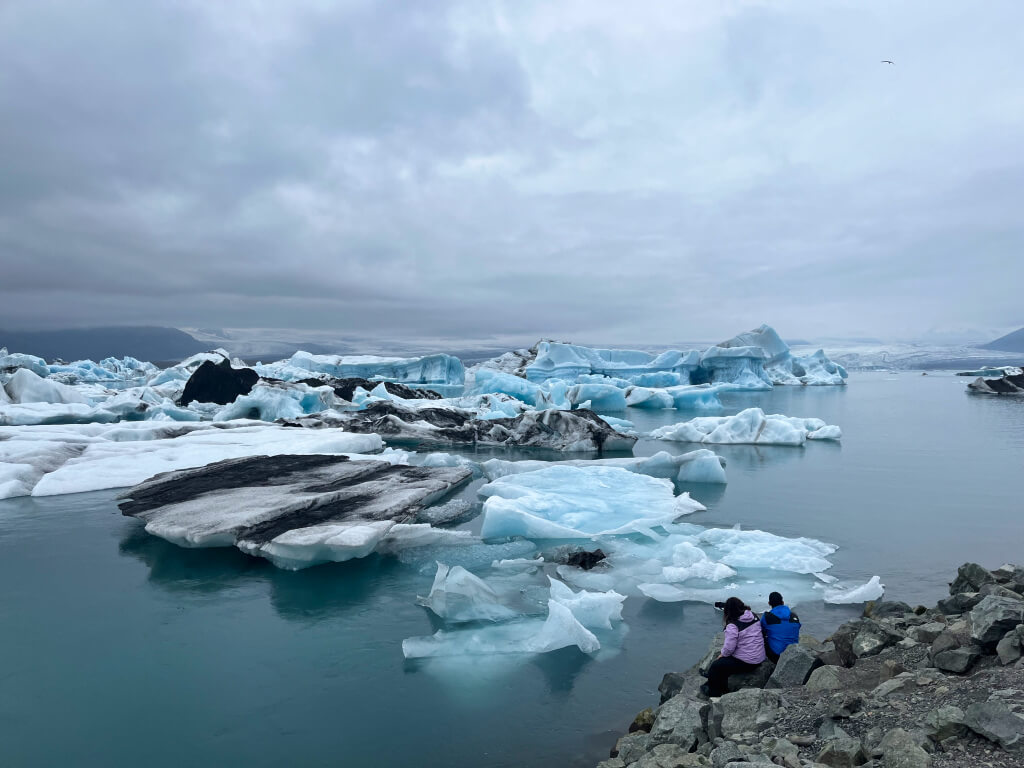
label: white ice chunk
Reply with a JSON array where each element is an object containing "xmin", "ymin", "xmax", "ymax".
[
  {"xmin": 401, "ymin": 598, "xmax": 599, "ymax": 658},
  {"xmin": 650, "ymin": 408, "xmax": 840, "ymax": 446},
  {"xmin": 698, "ymin": 527, "xmax": 836, "ymax": 574},
  {"xmin": 823, "ymin": 575, "xmax": 885, "ymax": 604},
  {"xmin": 3, "ymin": 368, "xmax": 91, "ymax": 405},
  {"xmin": 479, "ymin": 465, "xmax": 705, "ymax": 540},
  {"xmin": 256, "ymin": 351, "xmax": 465, "ymax": 386},
  {"xmin": 480, "ymin": 449, "xmax": 726, "ymax": 485},
  {"xmin": 548, "ymin": 577, "xmax": 624, "ymax": 629},
  {"xmin": 416, "ymin": 563, "xmax": 519, "ymax": 622},
  {"xmin": 243, "ymin": 520, "xmax": 397, "ymax": 570}
]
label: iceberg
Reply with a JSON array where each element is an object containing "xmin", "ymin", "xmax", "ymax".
[
  {"xmin": 47, "ymin": 356, "xmax": 158, "ymax": 384},
  {"xmin": 3, "ymin": 368, "xmax": 92, "ymax": 405},
  {"xmin": 649, "ymin": 408, "xmax": 841, "ymax": 446},
  {"xmin": 479, "ymin": 465, "xmax": 705, "ymax": 540},
  {"xmin": 0, "ymin": 350, "xmax": 50, "ymax": 377},
  {"xmin": 822, "ymin": 575, "xmax": 885, "ymax": 604},
  {"xmin": 0, "ymin": 421, "xmax": 385, "ymax": 499},
  {"xmin": 715, "ymin": 325, "xmax": 847, "ymax": 386},
  {"xmin": 566, "ymin": 383, "xmax": 627, "ymax": 411},
  {"xmin": 255, "ymin": 351, "xmax": 465, "ymax": 387},
  {"xmin": 118, "ymin": 454, "xmax": 473, "ymax": 569},
  {"xmin": 525, "ymin": 342, "xmax": 701, "ymax": 384},
  {"xmin": 697, "ymin": 527, "xmax": 837, "ymax": 574},
  {"xmin": 416, "ymin": 563, "xmax": 523, "ymax": 623},
  {"xmin": 213, "ymin": 381, "xmax": 337, "ymax": 421},
  {"xmin": 697, "ymin": 346, "xmax": 772, "ymax": 389},
  {"xmin": 402, "ymin": 598, "xmax": 600, "ymax": 658},
  {"xmin": 479, "ymin": 449, "xmax": 726, "ymax": 485},
  {"xmin": 548, "ymin": 577, "xmax": 625, "ymax": 630}
]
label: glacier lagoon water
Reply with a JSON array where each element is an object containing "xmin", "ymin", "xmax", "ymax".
[{"xmin": 2, "ymin": 372, "xmax": 1024, "ymax": 767}]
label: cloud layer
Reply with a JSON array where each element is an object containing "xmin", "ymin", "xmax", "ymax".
[{"xmin": 2, "ymin": 1, "xmax": 1022, "ymax": 346}]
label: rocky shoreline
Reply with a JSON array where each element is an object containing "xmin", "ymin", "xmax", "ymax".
[{"xmin": 596, "ymin": 562, "xmax": 1024, "ymax": 767}]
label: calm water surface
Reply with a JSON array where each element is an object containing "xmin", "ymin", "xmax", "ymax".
[{"xmin": 1, "ymin": 372, "xmax": 1022, "ymax": 767}]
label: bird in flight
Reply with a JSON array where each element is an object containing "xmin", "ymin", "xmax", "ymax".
[{"xmin": 881, "ymin": 60, "xmax": 895, "ymax": 65}]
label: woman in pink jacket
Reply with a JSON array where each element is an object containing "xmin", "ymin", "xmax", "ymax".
[{"xmin": 700, "ymin": 596, "xmax": 767, "ymax": 697}]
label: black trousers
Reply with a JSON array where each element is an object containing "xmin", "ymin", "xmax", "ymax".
[
  {"xmin": 765, "ymin": 646, "xmax": 780, "ymax": 664},
  {"xmin": 705, "ymin": 656, "xmax": 759, "ymax": 697}
]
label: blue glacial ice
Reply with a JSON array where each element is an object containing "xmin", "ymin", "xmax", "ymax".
[
  {"xmin": 416, "ymin": 563, "xmax": 536, "ymax": 623},
  {"xmin": 525, "ymin": 343, "xmax": 702, "ymax": 383},
  {"xmin": 650, "ymin": 407, "xmax": 841, "ymax": 445},
  {"xmin": 479, "ymin": 465, "xmax": 706, "ymax": 540},
  {"xmin": 716, "ymin": 325, "xmax": 847, "ymax": 386},
  {"xmin": 821, "ymin": 575, "xmax": 885, "ymax": 604},
  {"xmin": 697, "ymin": 526, "xmax": 837, "ymax": 574},
  {"xmin": 479, "ymin": 449, "xmax": 726, "ymax": 485},
  {"xmin": 0, "ymin": 349, "xmax": 50, "ymax": 377},
  {"xmin": 255, "ymin": 351, "xmax": 465, "ymax": 386},
  {"xmin": 213, "ymin": 381, "xmax": 338, "ymax": 421}
]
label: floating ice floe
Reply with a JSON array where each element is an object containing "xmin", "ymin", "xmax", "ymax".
[
  {"xmin": 479, "ymin": 449, "xmax": 726, "ymax": 485},
  {"xmin": 118, "ymin": 454, "xmax": 473, "ymax": 569},
  {"xmin": 479, "ymin": 465, "xmax": 705, "ymax": 540},
  {"xmin": 0, "ymin": 421, "xmax": 386, "ymax": 499},
  {"xmin": 416, "ymin": 563, "xmax": 539, "ymax": 623},
  {"xmin": 650, "ymin": 407, "xmax": 841, "ymax": 446},
  {"xmin": 822, "ymin": 575, "xmax": 885, "ymax": 604}
]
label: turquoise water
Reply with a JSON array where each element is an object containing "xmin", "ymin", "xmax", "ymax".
[{"xmin": 1, "ymin": 372, "xmax": 1023, "ymax": 767}]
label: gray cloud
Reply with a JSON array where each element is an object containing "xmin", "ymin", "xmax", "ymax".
[{"xmin": 2, "ymin": 0, "xmax": 1023, "ymax": 348}]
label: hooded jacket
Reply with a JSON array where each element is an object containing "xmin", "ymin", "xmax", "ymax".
[
  {"xmin": 721, "ymin": 609, "xmax": 766, "ymax": 664},
  {"xmin": 761, "ymin": 604, "xmax": 801, "ymax": 656}
]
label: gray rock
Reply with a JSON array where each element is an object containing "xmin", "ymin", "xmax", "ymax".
[
  {"xmin": 726, "ymin": 661, "xmax": 775, "ymax": 693},
  {"xmin": 767, "ymin": 644, "xmax": 821, "ymax": 688},
  {"xmin": 991, "ymin": 564, "xmax": 1024, "ymax": 593},
  {"xmin": 613, "ymin": 732, "xmax": 653, "ymax": 764},
  {"xmin": 770, "ymin": 738, "xmax": 801, "ymax": 768},
  {"xmin": 928, "ymin": 630, "xmax": 962, "ymax": 657},
  {"xmin": 710, "ymin": 741, "xmax": 742, "ymax": 768},
  {"xmin": 980, "ymin": 582, "xmax": 1024, "ymax": 600},
  {"xmin": 830, "ymin": 620, "xmax": 865, "ymax": 666},
  {"xmin": 907, "ymin": 622, "xmax": 944, "ymax": 644},
  {"xmin": 660, "ymin": 673, "xmax": 688, "ymax": 704},
  {"xmin": 931, "ymin": 646, "xmax": 981, "ymax": 674},
  {"xmin": 828, "ymin": 692, "xmax": 864, "ymax": 718},
  {"xmin": 949, "ymin": 562, "xmax": 995, "ymax": 595},
  {"xmin": 922, "ymin": 705, "xmax": 967, "ymax": 742},
  {"xmin": 697, "ymin": 634, "xmax": 725, "ymax": 677},
  {"xmin": 969, "ymin": 595, "xmax": 1024, "ymax": 647},
  {"xmin": 635, "ymin": 743, "xmax": 711, "ymax": 768},
  {"xmin": 878, "ymin": 728, "xmax": 930, "ymax": 768},
  {"xmin": 864, "ymin": 600, "xmax": 913, "ymax": 619},
  {"xmin": 964, "ymin": 700, "xmax": 1024, "ymax": 751},
  {"xmin": 819, "ymin": 720, "xmax": 851, "ymax": 740},
  {"xmin": 799, "ymin": 634, "xmax": 827, "ymax": 653},
  {"xmin": 806, "ymin": 665, "xmax": 852, "ymax": 692},
  {"xmin": 708, "ymin": 688, "xmax": 780, "ymax": 739},
  {"xmin": 597, "ymin": 759, "xmax": 626, "ymax": 768},
  {"xmin": 650, "ymin": 695, "xmax": 709, "ymax": 751},
  {"xmin": 631, "ymin": 707, "xmax": 656, "ymax": 733},
  {"xmin": 816, "ymin": 736, "xmax": 868, "ymax": 767},
  {"xmin": 935, "ymin": 592, "xmax": 983, "ymax": 615},
  {"xmin": 852, "ymin": 620, "xmax": 902, "ymax": 659},
  {"xmin": 997, "ymin": 628, "xmax": 1023, "ymax": 665},
  {"xmin": 871, "ymin": 675, "xmax": 911, "ymax": 699}
]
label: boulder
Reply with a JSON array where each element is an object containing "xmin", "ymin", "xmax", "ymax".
[
  {"xmin": 697, "ymin": 634, "xmax": 725, "ymax": 676},
  {"xmin": 635, "ymin": 743, "xmax": 710, "ymax": 768},
  {"xmin": 659, "ymin": 673, "xmax": 688, "ymax": 704},
  {"xmin": 931, "ymin": 646, "xmax": 981, "ymax": 674},
  {"xmin": 923, "ymin": 705, "xmax": 967, "ymax": 742},
  {"xmin": 851, "ymin": 620, "xmax": 903, "ymax": 658},
  {"xmin": 630, "ymin": 707, "xmax": 656, "ymax": 733},
  {"xmin": 819, "ymin": 719, "xmax": 851, "ymax": 740},
  {"xmin": 816, "ymin": 736, "xmax": 868, "ymax": 767},
  {"xmin": 964, "ymin": 700, "xmax": 1024, "ymax": 751},
  {"xmin": 770, "ymin": 738, "xmax": 801, "ymax": 768},
  {"xmin": 597, "ymin": 760, "xmax": 626, "ymax": 768},
  {"xmin": 726, "ymin": 660, "xmax": 775, "ymax": 692},
  {"xmin": 612, "ymin": 732, "xmax": 653, "ymax": 763},
  {"xmin": 949, "ymin": 562, "xmax": 995, "ymax": 595},
  {"xmin": 864, "ymin": 600, "xmax": 913, "ymax": 619},
  {"xmin": 178, "ymin": 359, "xmax": 258, "ymax": 406},
  {"xmin": 650, "ymin": 695, "xmax": 709, "ymax": 751},
  {"xmin": 708, "ymin": 688, "xmax": 780, "ymax": 739},
  {"xmin": 709, "ymin": 741, "xmax": 742, "ymax": 767},
  {"xmin": 878, "ymin": 728, "xmax": 930, "ymax": 768},
  {"xmin": 828, "ymin": 691, "xmax": 864, "ymax": 718},
  {"xmin": 979, "ymin": 582, "xmax": 1024, "ymax": 600},
  {"xmin": 767, "ymin": 643, "xmax": 821, "ymax": 688},
  {"xmin": 996, "ymin": 627, "xmax": 1023, "ymax": 665},
  {"xmin": 936, "ymin": 592, "xmax": 983, "ymax": 614},
  {"xmin": 969, "ymin": 595, "xmax": 1024, "ymax": 647},
  {"xmin": 805, "ymin": 665, "xmax": 852, "ymax": 692},
  {"xmin": 991, "ymin": 563, "xmax": 1024, "ymax": 593},
  {"xmin": 829, "ymin": 620, "xmax": 864, "ymax": 666},
  {"xmin": 908, "ymin": 622, "xmax": 945, "ymax": 644}
]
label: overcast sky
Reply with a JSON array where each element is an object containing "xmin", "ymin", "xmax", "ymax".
[{"xmin": 2, "ymin": 1, "xmax": 1023, "ymax": 348}]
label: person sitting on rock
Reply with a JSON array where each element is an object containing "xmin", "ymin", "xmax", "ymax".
[
  {"xmin": 760, "ymin": 591, "xmax": 801, "ymax": 663},
  {"xmin": 700, "ymin": 597, "xmax": 766, "ymax": 698}
]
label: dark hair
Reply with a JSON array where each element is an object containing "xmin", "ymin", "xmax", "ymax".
[
  {"xmin": 722, "ymin": 597, "xmax": 750, "ymax": 626},
  {"xmin": 769, "ymin": 591, "xmax": 784, "ymax": 607}
]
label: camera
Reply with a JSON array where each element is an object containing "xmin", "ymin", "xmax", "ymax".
[{"xmin": 713, "ymin": 601, "xmax": 726, "ymax": 609}]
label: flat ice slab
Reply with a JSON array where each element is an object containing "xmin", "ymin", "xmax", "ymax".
[
  {"xmin": 479, "ymin": 465, "xmax": 705, "ymax": 539},
  {"xmin": 650, "ymin": 407, "xmax": 841, "ymax": 445},
  {"xmin": 118, "ymin": 455, "xmax": 472, "ymax": 569}
]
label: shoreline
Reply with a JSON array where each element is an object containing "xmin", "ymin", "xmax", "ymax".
[{"xmin": 593, "ymin": 561, "xmax": 1024, "ymax": 767}]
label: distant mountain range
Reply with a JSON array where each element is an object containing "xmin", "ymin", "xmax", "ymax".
[
  {"xmin": 0, "ymin": 326, "xmax": 208, "ymax": 362},
  {"xmin": 980, "ymin": 327, "xmax": 1024, "ymax": 353}
]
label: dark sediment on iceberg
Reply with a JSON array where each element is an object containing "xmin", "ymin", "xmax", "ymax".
[
  {"xmin": 594, "ymin": 562, "xmax": 1024, "ymax": 767},
  {"xmin": 967, "ymin": 369, "xmax": 1024, "ymax": 395}
]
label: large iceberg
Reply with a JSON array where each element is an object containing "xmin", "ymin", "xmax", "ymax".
[
  {"xmin": 714, "ymin": 325, "xmax": 847, "ymax": 386},
  {"xmin": 650, "ymin": 408, "xmax": 841, "ymax": 446},
  {"xmin": 0, "ymin": 421, "xmax": 385, "ymax": 499},
  {"xmin": 255, "ymin": 351, "xmax": 465, "ymax": 387},
  {"xmin": 118, "ymin": 454, "xmax": 473, "ymax": 569},
  {"xmin": 479, "ymin": 465, "xmax": 705, "ymax": 540},
  {"xmin": 525, "ymin": 343, "xmax": 701, "ymax": 384}
]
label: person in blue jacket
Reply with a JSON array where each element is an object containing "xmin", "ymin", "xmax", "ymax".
[{"xmin": 761, "ymin": 591, "xmax": 800, "ymax": 662}]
